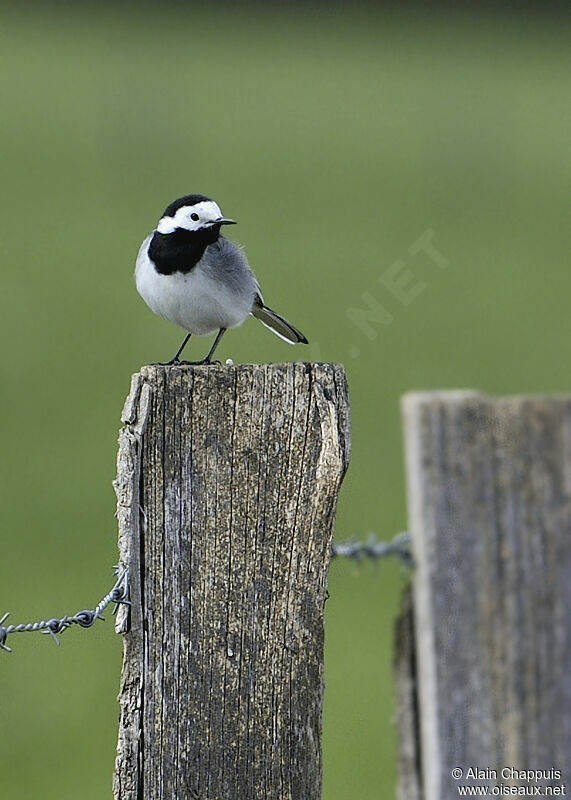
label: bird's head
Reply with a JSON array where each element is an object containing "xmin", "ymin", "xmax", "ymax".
[{"xmin": 156, "ymin": 194, "xmax": 236, "ymax": 236}]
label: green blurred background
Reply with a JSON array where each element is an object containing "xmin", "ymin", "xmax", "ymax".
[{"xmin": 1, "ymin": 4, "xmax": 570, "ymax": 798}]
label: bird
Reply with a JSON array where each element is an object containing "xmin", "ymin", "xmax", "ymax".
[{"xmin": 135, "ymin": 193, "xmax": 308, "ymax": 364}]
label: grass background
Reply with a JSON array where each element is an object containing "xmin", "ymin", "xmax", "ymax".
[{"xmin": 1, "ymin": 5, "xmax": 570, "ymax": 798}]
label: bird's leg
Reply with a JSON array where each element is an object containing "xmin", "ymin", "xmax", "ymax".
[
  {"xmin": 162, "ymin": 328, "xmax": 227, "ymax": 367},
  {"xmin": 198, "ymin": 328, "xmax": 227, "ymax": 364},
  {"xmin": 164, "ymin": 332, "xmax": 192, "ymax": 365}
]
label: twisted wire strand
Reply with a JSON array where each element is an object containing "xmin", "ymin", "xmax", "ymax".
[
  {"xmin": 331, "ymin": 531, "xmax": 412, "ymax": 566},
  {"xmin": 0, "ymin": 566, "xmax": 130, "ymax": 653}
]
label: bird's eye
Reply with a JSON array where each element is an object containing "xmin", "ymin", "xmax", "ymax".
[{"xmin": 190, "ymin": 212, "xmax": 199, "ymax": 221}]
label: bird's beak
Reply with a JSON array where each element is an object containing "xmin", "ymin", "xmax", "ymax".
[{"xmin": 218, "ymin": 217, "xmax": 237, "ymax": 225}]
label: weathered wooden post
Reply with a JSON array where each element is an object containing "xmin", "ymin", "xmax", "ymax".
[
  {"xmin": 396, "ymin": 391, "xmax": 571, "ymax": 799},
  {"xmin": 113, "ymin": 363, "xmax": 350, "ymax": 800}
]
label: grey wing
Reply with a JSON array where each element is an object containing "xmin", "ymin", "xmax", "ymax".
[{"xmin": 207, "ymin": 236, "xmax": 261, "ymax": 299}]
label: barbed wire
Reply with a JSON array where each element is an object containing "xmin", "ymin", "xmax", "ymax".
[
  {"xmin": 0, "ymin": 533, "xmax": 410, "ymax": 653},
  {"xmin": 0, "ymin": 566, "xmax": 130, "ymax": 653},
  {"xmin": 332, "ymin": 532, "xmax": 412, "ymax": 566}
]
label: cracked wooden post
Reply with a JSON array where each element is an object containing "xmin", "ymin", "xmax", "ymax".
[
  {"xmin": 113, "ymin": 363, "xmax": 350, "ymax": 800},
  {"xmin": 396, "ymin": 391, "xmax": 571, "ymax": 800}
]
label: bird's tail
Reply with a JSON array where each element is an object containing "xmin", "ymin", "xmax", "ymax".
[{"xmin": 252, "ymin": 297, "xmax": 308, "ymax": 345}]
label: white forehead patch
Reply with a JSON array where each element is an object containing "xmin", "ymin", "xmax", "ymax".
[{"xmin": 157, "ymin": 201, "xmax": 224, "ymax": 234}]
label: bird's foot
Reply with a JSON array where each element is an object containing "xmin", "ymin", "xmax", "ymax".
[
  {"xmin": 194, "ymin": 357, "xmax": 222, "ymax": 366},
  {"xmin": 155, "ymin": 357, "xmax": 221, "ymax": 367},
  {"xmin": 151, "ymin": 357, "xmax": 182, "ymax": 366}
]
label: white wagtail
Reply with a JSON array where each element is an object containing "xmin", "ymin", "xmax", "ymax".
[{"xmin": 135, "ymin": 194, "xmax": 308, "ymax": 364}]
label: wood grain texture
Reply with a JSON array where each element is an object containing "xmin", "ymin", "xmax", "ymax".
[
  {"xmin": 399, "ymin": 392, "xmax": 571, "ymax": 799},
  {"xmin": 393, "ymin": 585, "xmax": 422, "ymax": 800},
  {"xmin": 113, "ymin": 363, "xmax": 350, "ymax": 800}
]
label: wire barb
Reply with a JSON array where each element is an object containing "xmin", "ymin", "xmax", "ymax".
[
  {"xmin": 0, "ymin": 566, "xmax": 130, "ymax": 654},
  {"xmin": 331, "ymin": 531, "xmax": 412, "ymax": 566}
]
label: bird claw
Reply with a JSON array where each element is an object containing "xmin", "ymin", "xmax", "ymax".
[{"xmin": 157, "ymin": 358, "xmax": 221, "ymax": 367}]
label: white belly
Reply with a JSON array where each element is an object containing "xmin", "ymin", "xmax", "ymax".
[{"xmin": 135, "ymin": 235, "xmax": 257, "ymax": 336}]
